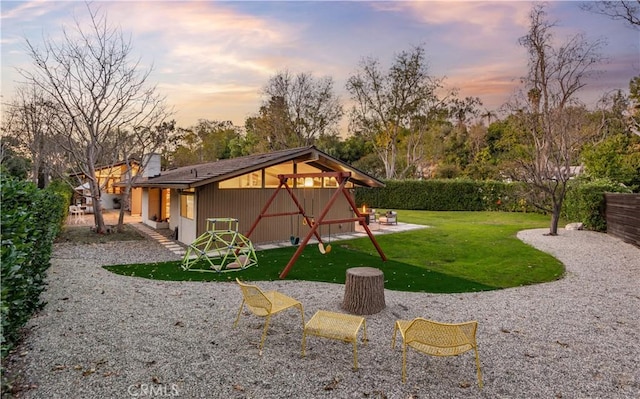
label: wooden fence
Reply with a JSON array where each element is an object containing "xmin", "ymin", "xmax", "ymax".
[{"xmin": 605, "ymin": 193, "xmax": 640, "ymax": 248}]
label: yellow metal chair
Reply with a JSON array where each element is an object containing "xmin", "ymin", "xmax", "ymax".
[
  {"xmin": 391, "ymin": 318, "xmax": 483, "ymax": 388},
  {"xmin": 234, "ymin": 278, "xmax": 305, "ymax": 350}
]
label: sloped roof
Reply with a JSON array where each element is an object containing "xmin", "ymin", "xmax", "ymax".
[
  {"xmin": 130, "ymin": 146, "xmax": 384, "ymax": 189},
  {"xmin": 69, "ymin": 159, "xmax": 140, "ymax": 178}
]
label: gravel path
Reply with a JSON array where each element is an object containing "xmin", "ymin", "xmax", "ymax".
[{"xmin": 5, "ymin": 228, "xmax": 640, "ymax": 398}]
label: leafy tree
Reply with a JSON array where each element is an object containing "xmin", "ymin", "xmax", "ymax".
[
  {"xmin": 503, "ymin": 4, "xmax": 604, "ymax": 235},
  {"xmin": 352, "ymin": 152, "xmax": 385, "ymax": 179},
  {"xmin": 244, "ymin": 96, "xmax": 296, "ymax": 151},
  {"xmin": 629, "ymin": 76, "xmax": 640, "ymax": 136},
  {"xmin": 334, "ymin": 133, "xmax": 374, "ymax": 164},
  {"xmin": 581, "ymin": 133, "xmax": 640, "ymax": 188},
  {"xmin": 346, "ymin": 45, "xmax": 452, "ymax": 179},
  {"xmin": 19, "ymin": 4, "xmax": 170, "ymax": 234},
  {"xmin": 0, "ymin": 139, "xmax": 31, "ymax": 180},
  {"xmin": 169, "ymin": 120, "xmax": 239, "ymax": 167},
  {"xmin": 579, "ymin": 82, "xmax": 640, "ymax": 191},
  {"xmin": 463, "ymin": 122, "xmax": 504, "ymax": 180}
]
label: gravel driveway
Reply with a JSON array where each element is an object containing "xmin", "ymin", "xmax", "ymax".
[{"xmin": 5, "ymin": 228, "xmax": 640, "ymax": 398}]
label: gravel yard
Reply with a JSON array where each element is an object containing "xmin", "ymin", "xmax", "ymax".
[{"xmin": 4, "ymin": 228, "xmax": 639, "ymax": 398}]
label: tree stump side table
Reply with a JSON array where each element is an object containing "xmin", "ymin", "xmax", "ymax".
[{"xmin": 342, "ymin": 267, "xmax": 386, "ymax": 315}]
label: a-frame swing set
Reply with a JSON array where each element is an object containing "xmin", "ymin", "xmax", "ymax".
[{"xmin": 244, "ymin": 171, "xmax": 387, "ymax": 279}]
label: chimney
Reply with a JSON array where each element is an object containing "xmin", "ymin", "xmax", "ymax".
[{"xmin": 142, "ymin": 153, "xmax": 161, "ymax": 177}]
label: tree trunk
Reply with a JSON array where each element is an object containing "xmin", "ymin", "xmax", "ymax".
[
  {"xmin": 88, "ymin": 176, "xmax": 107, "ymax": 234},
  {"xmin": 342, "ymin": 267, "xmax": 386, "ymax": 315},
  {"xmin": 549, "ymin": 201, "xmax": 561, "ymax": 236},
  {"xmin": 117, "ymin": 185, "xmax": 131, "ymax": 231}
]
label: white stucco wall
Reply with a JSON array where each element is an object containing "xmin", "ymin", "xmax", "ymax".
[
  {"xmin": 175, "ymin": 190, "xmax": 196, "ymax": 245},
  {"xmin": 140, "ymin": 188, "xmax": 197, "ymax": 245}
]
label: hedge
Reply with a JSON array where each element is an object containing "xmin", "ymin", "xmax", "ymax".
[
  {"xmin": 355, "ymin": 179, "xmax": 536, "ymax": 212},
  {"xmin": 562, "ymin": 178, "xmax": 632, "ymax": 232},
  {"xmin": 1, "ymin": 175, "xmax": 69, "ymax": 359}
]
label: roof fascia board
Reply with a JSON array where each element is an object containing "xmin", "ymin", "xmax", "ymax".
[{"xmin": 188, "ymin": 149, "xmax": 320, "ymax": 188}]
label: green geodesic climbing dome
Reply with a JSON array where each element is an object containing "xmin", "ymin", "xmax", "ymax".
[{"xmin": 181, "ymin": 218, "xmax": 258, "ymax": 272}]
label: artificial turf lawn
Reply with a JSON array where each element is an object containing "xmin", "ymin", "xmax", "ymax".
[{"xmin": 103, "ymin": 211, "xmax": 565, "ymax": 293}]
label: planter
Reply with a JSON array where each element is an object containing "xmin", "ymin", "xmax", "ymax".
[{"xmin": 147, "ymin": 220, "xmax": 170, "ymax": 229}]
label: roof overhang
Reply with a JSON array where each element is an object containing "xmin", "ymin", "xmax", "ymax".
[{"xmin": 127, "ymin": 146, "xmax": 384, "ymax": 189}]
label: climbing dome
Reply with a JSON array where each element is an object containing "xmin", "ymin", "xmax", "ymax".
[{"xmin": 181, "ymin": 218, "xmax": 258, "ymax": 272}]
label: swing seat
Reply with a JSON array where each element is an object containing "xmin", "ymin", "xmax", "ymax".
[
  {"xmin": 290, "ymin": 236, "xmax": 300, "ymax": 245},
  {"xmin": 318, "ymin": 242, "xmax": 332, "ymax": 254}
]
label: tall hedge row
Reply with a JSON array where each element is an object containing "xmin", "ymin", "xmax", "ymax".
[
  {"xmin": 355, "ymin": 179, "xmax": 535, "ymax": 212},
  {"xmin": 1, "ymin": 175, "xmax": 69, "ymax": 358}
]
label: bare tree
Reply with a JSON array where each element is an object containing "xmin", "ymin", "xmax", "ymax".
[
  {"xmin": 505, "ymin": 4, "xmax": 604, "ymax": 235},
  {"xmin": 1, "ymin": 83, "xmax": 67, "ymax": 187},
  {"xmin": 346, "ymin": 46, "xmax": 451, "ymax": 179},
  {"xmin": 259, "ymin": 70, "xmax": 343, "ymax": 147},
  {"xmin": 19, "ymin": 4, "xmax": 169, "ymax": 234},
  {"xmin": 580, "ymin": 1, "xmax": 640, "ymax": 29},
  {"xmin": 115, "ymin": 121, "xmax": 176, "ymax": 230}
]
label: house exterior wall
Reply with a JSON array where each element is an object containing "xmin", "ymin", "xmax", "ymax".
[
  {"xmin": 101, "ymin": 193, "xmax": 118, "ymax": 210},
  {"xmin": 141, "ymin": 190, "xmax": 149, "ymax": 223},
  {"xmin": 195, "ymin": 184, "xmax": 357, "ymax": 245},
  {"xmin": 168, "ymin": 190, "xmax": 180, "ymax": 231},
  {"xmin": 177, "ymin": 189, "xmax": 197, "ymax": 244}
]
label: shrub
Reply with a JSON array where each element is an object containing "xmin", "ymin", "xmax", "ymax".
[
  {"xmin": 562, "ymin": 178, "xmax": 632, "ymax": 232},
  {"xmin": 355, "ymin": 179, "xmax": 535, "ymax": 212},
  {"xmin": 1, "ymin": 175, "xmax": 68, "ymax": 358}
]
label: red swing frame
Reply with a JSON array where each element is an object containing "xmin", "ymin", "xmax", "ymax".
[{"xmin": 244, "ymin": 171, "xmax": 387, "ymax": 279}]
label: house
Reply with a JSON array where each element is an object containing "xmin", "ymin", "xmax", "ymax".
[
  {"xmin": 71, "ymin": 159, "xmax": 143, "ymax": 214},
  {"xmin": 130, "ymin": 146, "xmax": 385, "ymax": 246}
]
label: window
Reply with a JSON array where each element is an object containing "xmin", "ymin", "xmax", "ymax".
[
  {"xmin": 217, "ymin": 162, "xmax": 355, "ymax": 189},
  {"xmin": 264, "ymin": 163, "xmax": 293, "ymax": 187},
  {"xmin": 180, "ymin": 189, "xmax": 195, "ymax": 219},
  {"xmin": 323, "ymin": 176, "xmax": 338, "ymax": 187},
  {"xmin": 219, "ymin": 172, "xmax": 262, "ymax": 189}
]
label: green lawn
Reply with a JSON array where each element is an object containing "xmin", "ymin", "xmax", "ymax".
[{"xmin": 104, "ymin": 211, "xmax": 564, "ymax": 293}]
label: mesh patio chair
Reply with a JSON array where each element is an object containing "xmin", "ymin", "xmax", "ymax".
[
  {"xmin": 391, "ymin": 317, "xmax": 483, "ymax": 387},
  {"xmin": 234, "ymin": 278, "xmax": 305, "ymax": 351}
]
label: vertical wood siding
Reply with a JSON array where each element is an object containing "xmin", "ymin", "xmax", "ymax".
[
  {"xmin": 605, "ymin": 193, "xmax": 640, "ymax": 248},
  {"xmin": 196, "ymin": 185, "xmax": 356, "ymax": 244}
]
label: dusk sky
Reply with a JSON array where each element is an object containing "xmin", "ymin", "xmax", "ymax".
[{"xmin": 2, "ymin": 1, "xmax": 638, "ymax": 134}]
